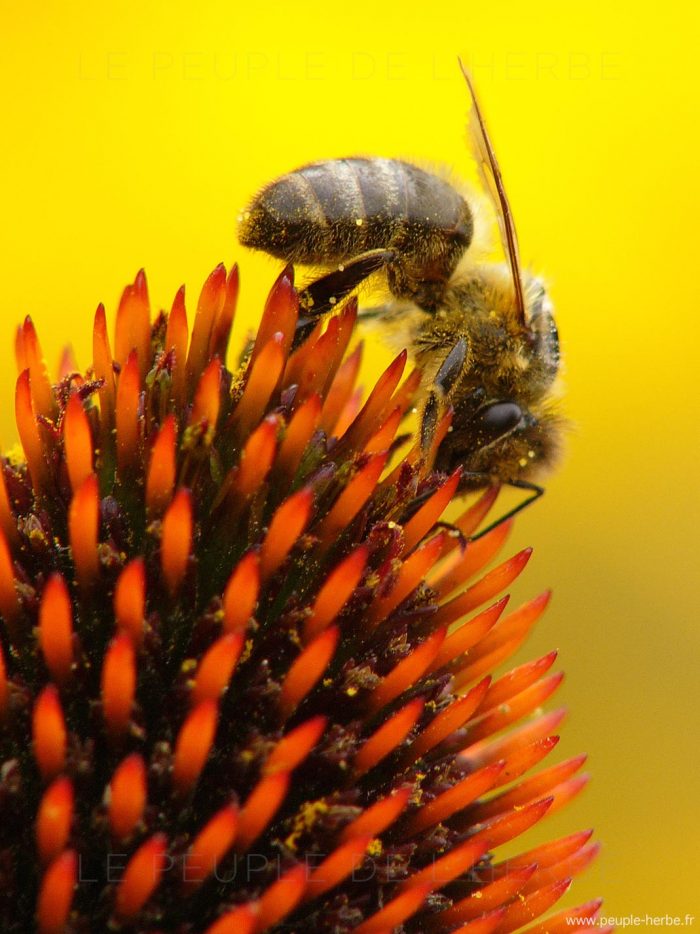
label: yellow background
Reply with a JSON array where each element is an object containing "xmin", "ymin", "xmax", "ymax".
[{"xmin": 1, "ymin": 0, "xmax": 698, "ymax": 923}]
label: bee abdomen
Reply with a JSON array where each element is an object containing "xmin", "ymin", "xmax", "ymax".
[{"xmin": 239, "ymin": 158, "xmax": 473, "ymax": 274}]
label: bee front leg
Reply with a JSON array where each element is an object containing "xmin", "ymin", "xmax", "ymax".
[
  {"xmin": 459, "ymin": 478, "xmax": 545, "ymax": 541},
  {"xmin": 295, "ymin": 248, "xmax": 396, "ymax": 346}
]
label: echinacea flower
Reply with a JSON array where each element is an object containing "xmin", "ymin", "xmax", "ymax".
[{"xmin": 0, "ymin": 264, "xmax": 606, "ymax": 933}]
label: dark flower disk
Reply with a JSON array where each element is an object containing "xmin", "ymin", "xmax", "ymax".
[{"xmin": 0, "ymin": 265, "xmax": 606, "ymax": 933}]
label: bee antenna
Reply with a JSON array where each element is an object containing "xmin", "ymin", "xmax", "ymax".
[
  {"xmin": 420, "ymin": 391, "xmax": 441, "ymax": 451},
  {"xmin": 457, "ymin": 57, "xmax": 527, "ymax": 327},
  {"xmin": 435, "ymin": 338, "xmax": 468, "ymax": 395}
]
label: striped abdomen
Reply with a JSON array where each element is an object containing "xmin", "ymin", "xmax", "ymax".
[{"xmin": 239, "ymin": 158, "xmax": 473, "ymax": 299}]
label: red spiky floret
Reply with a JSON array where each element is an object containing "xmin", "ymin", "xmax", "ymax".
[{"xmin": 0, "ymin": 264, "xmax": 603, "ymax": 932}]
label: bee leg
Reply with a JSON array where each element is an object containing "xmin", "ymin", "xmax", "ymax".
[
  {"xmin": 459, "ymin": 476, "xmax": 545, "ymax": 542},
  {"xmin": 295, "ymin": 248, "xmax": 396, "ymax": 346},
  {"xmin": 434, "ymin": 521, "xmax": 468, "ymax": 551},
  {"xmin": 403, "ymin": 485, "xmax": 468, "ymax": 552},
  {"xmin": 356, "ymin": 304, "xmax": 393, "ymax": 322}
]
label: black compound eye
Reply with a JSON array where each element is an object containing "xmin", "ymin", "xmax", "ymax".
[{"xmin": 475, "ymin": 402, "xmax": 523, "ymax": 444}]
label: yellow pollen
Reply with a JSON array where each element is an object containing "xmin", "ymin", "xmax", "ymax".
[
  {"xmin": 367, "ymin": 838, "xmax": 383, "ymax": 857},
  {"xmin": 355, "ymin": 218, "xmax": 363, "ymax": 226},
  {"xmin": 240, "ymin": 639, "xmax": 254, "ymax": 664},
  {"xmin": 5, "ymin": 444, "xmax": 25, "ymax": 466},
  {"xmin": 519, "ymin": 457, "xmax": 528, "ymax": 468}
]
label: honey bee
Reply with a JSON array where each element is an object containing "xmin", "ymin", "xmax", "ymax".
[{"xmin": 238, "ymin": 63, "xmax": 562, "ymax": 534}]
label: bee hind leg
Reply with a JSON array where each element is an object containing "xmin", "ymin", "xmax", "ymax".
[{"xmin": 295, "ymin": 248, "xmax": 396, "ymax": 346}]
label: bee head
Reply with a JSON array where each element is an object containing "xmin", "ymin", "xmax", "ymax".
[
  {"xmin": 436, "ymin": 396, "xmax": 562, "ymax": 488},
  {"xmin": 524, "ymin": 279, "xmax": 560, "ymax": 388}
]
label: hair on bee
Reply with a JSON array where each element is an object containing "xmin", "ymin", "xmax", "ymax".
[{"xmin": 238, "ymin": 61, "xmax": 562, "ymax": 539}]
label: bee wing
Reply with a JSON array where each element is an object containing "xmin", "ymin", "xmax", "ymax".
[{"xmin": 459, "ymin": 59, "xmax": 526, "ymax": 326}]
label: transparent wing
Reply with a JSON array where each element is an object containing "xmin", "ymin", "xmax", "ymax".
[{"xmin": 459, "ymin": 58, "xmax": 526, "ymax": 325}]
